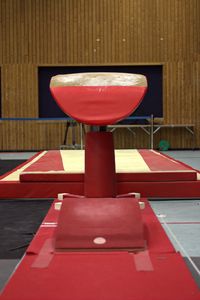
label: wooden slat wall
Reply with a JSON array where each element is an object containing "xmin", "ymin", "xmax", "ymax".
[{"xmin": 0, "ymin": 0, "xmax": 199, "ymax": 150}]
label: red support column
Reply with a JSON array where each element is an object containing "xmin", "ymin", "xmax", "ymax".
[{"xmin": 84, "ymin": 131, "xmax": 116, "ymax": 198}]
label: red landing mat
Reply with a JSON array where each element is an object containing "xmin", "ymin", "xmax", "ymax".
[
  {"xmin": 1, "ymin": 252, "xmax": 199, "ymax": 300},
  {"xmin": 1, "ymin": 199, "xmax": 199, "ymax": 300},
  {"xmin": 0, "ymin": 150, "xmax": 200, "ymax": 199},
  {"xmin": 18, "ymin": 149, "xmax": 197, "ymax": 182}
]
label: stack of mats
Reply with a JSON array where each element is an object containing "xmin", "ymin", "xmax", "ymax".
[{"xmin": 0, "ymin": 149, "xmax": 200, "ymax": 198}]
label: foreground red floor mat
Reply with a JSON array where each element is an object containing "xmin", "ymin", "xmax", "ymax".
[
  {"xmin": 1, "ymin": 252, "xmax": 199, "ymax": 300},
  {"xmin": 1, "ymin": 199, "xmax": 199, "ymax": 300}
]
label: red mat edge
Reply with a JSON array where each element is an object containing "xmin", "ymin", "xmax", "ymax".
[
  {"xmin": 0, "ymin": 151, "xmax": 44, "ymax": 180},
  {"xmin": 0, "ymin": 180, "xmax": 200, "ymax": 199},
  {"xmin": 155, "ymin": 150, "xmax": 200, "ymax": 173}
]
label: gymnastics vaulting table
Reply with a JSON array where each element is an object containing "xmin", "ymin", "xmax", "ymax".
[{"xmin": 0, "ymin": 72, "xmax": 199, "ymax": 300}]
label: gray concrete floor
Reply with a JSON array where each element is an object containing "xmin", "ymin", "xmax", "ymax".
[
  {"xmin": 0, "ymin": 260, "xmax": 20, "ymax": 292},
  {"xmin": 150, "ymin": 199, "xmax": 200, "ymax": 287},
  {"xmin": 0, "ymin": 150, "xmax": 200, "ymax": 291},
  {"xmin": 0, "ymin": 152, "xmax": 37, "ymax": 160},
  {"xmin": 162, "ymin": 150, "xmax": 200, "ymax": 170}
]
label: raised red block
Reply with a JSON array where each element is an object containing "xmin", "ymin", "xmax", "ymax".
[{"xmin": 55, "ymin": 197, "xmax": 145, "ymax": 251}]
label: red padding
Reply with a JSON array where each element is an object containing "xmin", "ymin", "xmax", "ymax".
[
  {"xmin": 2, "ymin": 180, "xmax": 200, "ymax": 199},
  {"xmin": 24, "ymin": 150, "xmax": 64, "ymax": 172},
  {"xmin": 139, "ymin": 149, "xmax": 196, "ymax": 171},
  {"xmin": 19, "ymin": 150, "xmax": 197, "ymax": 183},
  {"xmin": 20, "ymin": 173, "xmax": 83, "ymax": 182},
  {"xmin": 25, "ymin": 198, "xmax": 175, "ymax": 255},
  {"xmin": 1, "ymin": 252, "xmax": 199, "ymax": 300},
  {"xmin": 84, "ymin": 132, "xmax": 116, "ymax": 197},
  {"xmin": 20, "ymin": 171, "xmax": 197, "ymax": 182},
  {"xmin": 50, "ymin": 86, "xmax": 147, "ymax": 125},
  {"xmin": 117, "ymin": 180, "xmax": 200, "ymax": 198},
  {"xmin": 26, "ymin": 199, "xmax": 174, "ymax": 255},
  {"xmin": 116, "ymin": 171, "xmax": 197, "ymax": 182},
  {"xmin": 0, "ymin": 181, "xmax": 84, "ymax": 199},
  {"xmin": 55, "ymin": 197, "xmax": 145, "ymax": 251}
]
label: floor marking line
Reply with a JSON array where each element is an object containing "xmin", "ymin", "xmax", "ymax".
[
  {"xmin": 160, "ymin": 216, "xmax": 200, "ymax": 277},
  {"xmin": 161, "ymin": 221, "xmax": 200, "ymax": 225}
]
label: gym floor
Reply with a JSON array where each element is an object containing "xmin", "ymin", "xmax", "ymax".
[{"xmin": 0, "ymin": 150, "xmax": 200, "ymax": 292}]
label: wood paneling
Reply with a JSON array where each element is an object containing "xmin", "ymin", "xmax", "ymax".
[
  {"xmin": 1, "ymin": 64, "xmax": 37, "ymax": 117},
  {"xmin": 0, "ymin": 0, "xmax": 199, "ymax": 150}
]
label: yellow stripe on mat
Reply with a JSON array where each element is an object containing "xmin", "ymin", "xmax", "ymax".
[
  {"xmin": 60, "ymin": 150, "xmax": 85, "ymax": 173},
  {"xmin": 1, "ymin": 149, "xmax": 152, "ymax": 181},
  {"xmin": 1, "ymin": 151, "xmax": 47, "ymax": 181},
  {"xmin": 60, "ymin": 149, "xmax": 150, "ymax": 173},
  {"xmin": 115, "ymin": 150, "xmax": 150, "ymax": 173}
]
